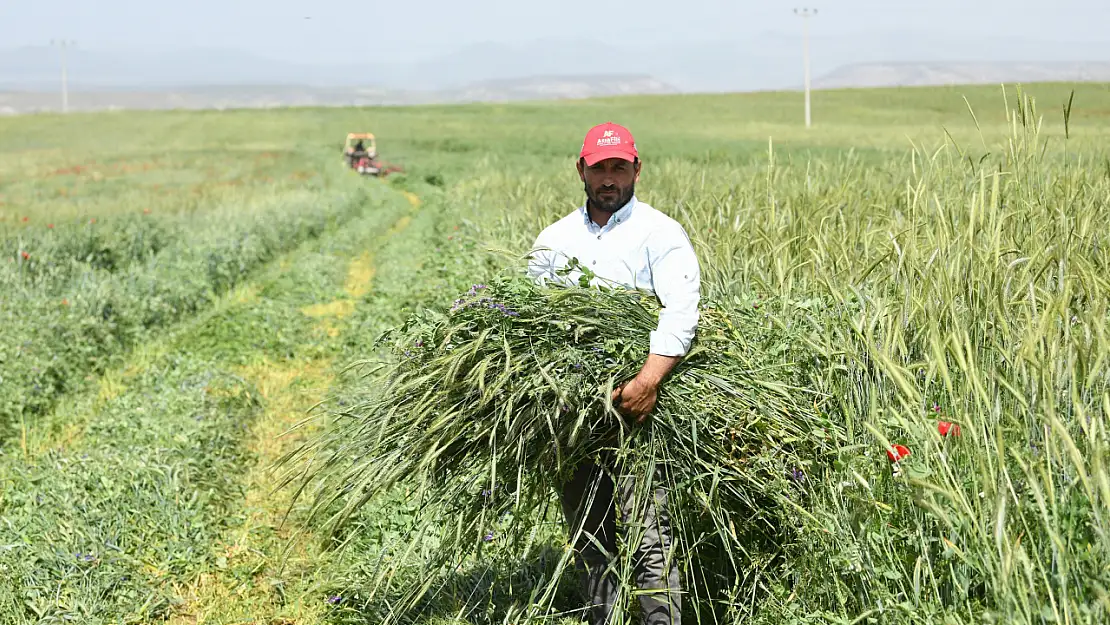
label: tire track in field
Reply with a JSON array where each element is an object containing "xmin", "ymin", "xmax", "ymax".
[{"xmin": 166, "ymin": 208, "xmax": 416, "ymax": 624}]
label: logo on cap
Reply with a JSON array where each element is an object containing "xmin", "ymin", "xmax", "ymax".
[{"xmin": 597, "ymin": 130, "xmax": 622, "ymax": 147}]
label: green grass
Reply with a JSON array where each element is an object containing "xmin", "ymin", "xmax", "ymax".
[
  {"xmin": 0, "ymin": 183, "xmax": 393, "ymax": 432},
  {"xmin": 0, "ymin": 184, "xmax": 414, "ymax": 623},
  {"xmin": 0, "ymin": 82, "xmax": 1108, "ymax": 624}
]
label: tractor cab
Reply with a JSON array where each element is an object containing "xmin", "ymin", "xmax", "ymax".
[{"xmin": 344, "ymin": 133, "xmax": 377, "ymax": 159}]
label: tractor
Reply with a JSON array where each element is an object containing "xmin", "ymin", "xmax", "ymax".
[
  {"xmin": 342, "ymin": 132, "xmax": 404, "ymax": 177},
  {"xmin": 343, "ymin": 132, "xmax": 381, "ymax": 175}
]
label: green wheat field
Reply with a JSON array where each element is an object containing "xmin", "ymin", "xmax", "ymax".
[{"xmin": 1, "ymin": 82, "xmax": 1109, "ymax": 625}]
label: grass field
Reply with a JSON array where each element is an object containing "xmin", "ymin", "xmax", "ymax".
[{"xmin": 1, "ymin": 82, "xmax": 1109, "ymax": 625}]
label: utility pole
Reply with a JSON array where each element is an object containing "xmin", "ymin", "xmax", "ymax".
[
  {"xmin": 793, "ymin": 8, "xmax": 816, "ymax": 128},
  {"xmin": 50, "ymin": 39, "xmax": 74, "ymax": 113}
]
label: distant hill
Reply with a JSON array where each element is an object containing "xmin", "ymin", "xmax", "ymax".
[
  {"xmin": 3, "ymin": 37, "xmax": 1109, "ymax": 116},
  {"xmin": 0, "ymin": 75, "xmax": 679, "ymax": 115},
  {"xmin": 442, "ymin": 75, "xmax": 677, "ymax": 102},
  {"xmin": 813, "ymin": 62, "xmax": 1110, "ymax": 89},
  {"xmin": 3, "ymin": 32, "xmax": 1109, "ymax": 95}
]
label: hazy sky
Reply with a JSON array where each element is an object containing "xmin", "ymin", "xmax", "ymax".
[{"xmin": 4, "ymin": 0, "xmax": 1109, "ymax": 64}]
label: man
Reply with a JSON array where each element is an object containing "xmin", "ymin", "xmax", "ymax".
[{"xmin": 527, "ymin": 122, "xmax": 701, "ymax": 625}]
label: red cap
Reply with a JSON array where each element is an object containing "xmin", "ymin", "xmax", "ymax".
[{"xmin": 580, "ymin": 122, "xmax": 637, "ymax": 166}]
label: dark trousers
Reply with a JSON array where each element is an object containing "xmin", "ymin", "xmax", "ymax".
[{"xmin": 558, "ymin": 457, "xmax": 682, "ymax": 625}]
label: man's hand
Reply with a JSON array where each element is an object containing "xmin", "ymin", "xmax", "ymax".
[
  {"xmin": 610, "ymin": 354, "xmax": 680, "ymax": 424},
  {"xmin": 611, "ymin": 376, "xmax": 659, "ymax": 423}
]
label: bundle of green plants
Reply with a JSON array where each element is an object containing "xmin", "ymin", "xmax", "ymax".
[{"xmin": 278, "ymin": 263, "xmax": 845, "ymax": 624}]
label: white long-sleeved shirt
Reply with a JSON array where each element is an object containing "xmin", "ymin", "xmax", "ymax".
[{"xmin": 527, "ymin": 195, "xmax": 701, "ymax": 357}]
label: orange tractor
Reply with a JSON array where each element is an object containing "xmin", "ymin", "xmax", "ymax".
[{"xmin": 343, "ymin": 132, "xmax": 403, "ymax": 177}]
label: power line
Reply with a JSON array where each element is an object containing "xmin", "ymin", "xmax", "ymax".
[
  {"xmin": 50, "ymin": 39, "xmax": 75, "ymax": 114},
  {"xmin": 793, "ymin": 8, "xmax": 817, "ymax": 128}
]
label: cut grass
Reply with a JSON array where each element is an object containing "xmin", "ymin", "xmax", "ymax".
[
  {"xmin": 0, "ymin": 182, "xmax": 396, "ymax": 433},
  {"xmin": 160, "ymin": 207, "xmax": 421, "ymax": 624},
  {"xmin": 0, "ymin": 183, "xmax": 414, "ymax": 624},
  {"xmin": 0, "ymin": 352, "xmax": 260, "ymax": 623},
  {"xmin": 166, "ymin": 357, "xmax": 336, "ymax": 625}
]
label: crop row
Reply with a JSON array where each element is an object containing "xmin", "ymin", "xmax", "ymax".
[
  {"xmin": 0, "ymin": 182, "xmax": 393, "ymax": 431},
  {"xmin": 0, "ymin": 186, "xmax": 414, "ymax": 623}
]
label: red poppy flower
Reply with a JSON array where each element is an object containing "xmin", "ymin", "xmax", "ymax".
[
  {"xmin": 47, "ymin": 223, "xmax": 54, "ymax": 229},
  {"xmin": 21, "ymin": 216, "xmax": 28, "ymax": 222},
  {"xmin": 20, "ymin": 251, "xmax": 29, "ymax": 260},
  {"xmin": 938, "ymin": 421, "xmax": 961, "ymax": 437},
  {"xmin": 886, "ymin": 444, "xmax": 911, "ymax": 462}
]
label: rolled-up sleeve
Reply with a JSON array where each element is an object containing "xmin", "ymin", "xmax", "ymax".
[{"xmin": 648, "ymin": 226, "xmax": 701, "ymax": 357}]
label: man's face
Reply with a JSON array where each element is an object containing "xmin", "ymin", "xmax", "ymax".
[{"xmin": 578, "ymin": 157, "xmax": 641, "ymax": 214}]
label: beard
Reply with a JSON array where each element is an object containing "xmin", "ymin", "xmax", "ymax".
[{"xmin": 585, "ymin": 180, "xmax": 635, "ymax": 214}]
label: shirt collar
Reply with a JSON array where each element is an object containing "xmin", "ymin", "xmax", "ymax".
[{"xmin": 579, "ymin": 195, "xmax": 637, "ymax": 232}]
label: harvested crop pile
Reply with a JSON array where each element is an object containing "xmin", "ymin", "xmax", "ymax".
[{"xmin": 278, "ymin": 271, "xmax": 844, "ymax": 623}]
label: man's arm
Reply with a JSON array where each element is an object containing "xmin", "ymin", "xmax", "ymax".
[
  {"xmin": 526, "ymin": 232, "xmax": 555, "ymax": 284},
  {"xmin": 613, "ymin": 224, "xmax": 701, "ymax": 423}
]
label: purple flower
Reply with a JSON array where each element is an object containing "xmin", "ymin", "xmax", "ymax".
[
  {"xmin": 789, "ymin": 468, "xmax": 805, "ymax": 483},
  {"xmin": 481, "ymin": 489, "xmax": 492, "ymax": 497},
  {"xmin": 327, "ymin": 595, "xmax": 343, "ymax": 605},
  {"xmin": 483, "ymin": 532, "xmax": 495, "ymax": 542}
]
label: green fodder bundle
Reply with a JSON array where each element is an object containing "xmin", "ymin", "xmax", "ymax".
[{"xmin": 278, "ymin": 271, "xmax": 844, "ymax": 624}]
